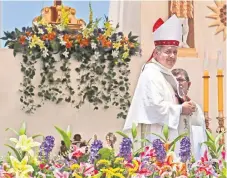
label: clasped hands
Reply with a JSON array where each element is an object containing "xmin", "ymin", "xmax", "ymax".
[{"xmin": 181, "ymin": 101, "xmax": 196, "ymax": 116}]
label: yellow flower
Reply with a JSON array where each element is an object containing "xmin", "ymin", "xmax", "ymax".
[
  {"xmin": 29, "ymin": 35, "xmax": 45, "ymax": 49},
  {"xmin": 96, "ymin": 159, "xmax": 111, "ymax": 166},
  {"xmin": 128, "ymin": 160, "xmax": 139, "ymax": 175},
  {"xmin": 8, "ymin": 156, "xmax": 34, "ymax": 178},
  {"xmin": 101, "ymin": 167, "xmax": 125, "ymax": 178},
  {"xmin": 104, "ymin": 29, "xmax": 112, "ymax": 38},
  {"xmin": 72, "ymin": 172, "xmax": 83, "ymax": 178},
  {"xmin": 114, "ymin": 157, "xmax": 124, "ymax": 164},
  {"xmin": 70, "ymin": 164, "xmax": 80, "ymax": 170},
  {"xmin": 124, "ymin": 45, "xmax": 129, "ymax": 51},
  {"xmin": 10, "ymin": 135, "xmax": 41, "ymax": 157},
  {"xmin": 113, "ymin": 42, "xmax": 122, "ymax": 50},
  {"xmin": 60, "ymin": 6, "xmax": 70, "ymax": 27},
  {"xmin": 104, "ymin": 21, "xmax": 112, "ymax": 29},
  {"xmin": 122, "ymin": 51, "xmax": 129, "ymax": 60},
  {"xmin": 46, "ymin": 24, "xmax": 53, "ymax": 33}
]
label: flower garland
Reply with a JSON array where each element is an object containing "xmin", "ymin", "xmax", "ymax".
[
  {"xmin": 1, "ymin": 6, "xmax": 141, "ymax": 119},
  {"xmin": 1, "ymin": 123, "xmax": 226, "ymax": 178}
]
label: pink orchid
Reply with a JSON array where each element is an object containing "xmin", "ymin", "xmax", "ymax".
[
  {"xmin": 140, "ymin": 146, "xmax": 155, "ymax": 158},
  {"xmin": 69, "ymin": 145, "xmax": 86, "ymax": 159},
  {"xmin": 53, "ymin": 170, "xmax": 69, "ymax": 178},
  {"xmin": 79, "ymin": 162, "xmax": 95, "ymax": 176}
]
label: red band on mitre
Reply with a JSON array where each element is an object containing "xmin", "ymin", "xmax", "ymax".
[
  {"xmin": 146, "ymin": 40, "xmax": 179, "ymax": 63},
  {"xmin": 154, "ymin": 40, "xmax": 179, "ymax": 46},
  {"xmin": 153, "ymin": 18, "xmax": 164, "ymax": 32}
]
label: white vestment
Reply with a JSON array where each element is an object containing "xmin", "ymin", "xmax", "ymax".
[{"xmin": 123, "ymin": 60, "xmax": 206, "ymax": 159}]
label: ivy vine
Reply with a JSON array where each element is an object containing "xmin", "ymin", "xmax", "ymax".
[{"xmin": 1, "ymin": 10, "xmax": 141, "ymax": 119}]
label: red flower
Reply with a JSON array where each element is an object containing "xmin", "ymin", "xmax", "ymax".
[
  {"xmin": 19, "ymin": 36, "xmax": 26, "ymax": 45},
  {"xmin": 66, "ymin": 41, "xmax": 73, "ymax": 48}
]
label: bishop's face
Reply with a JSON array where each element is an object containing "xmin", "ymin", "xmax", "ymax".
[{"xmin": 155, "ymin": 46, "xmax": 178, "ymax": 69}]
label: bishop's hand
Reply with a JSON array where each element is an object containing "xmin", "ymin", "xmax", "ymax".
[{"xmin": 181, "ymin": 101, "xmax": 196, "ymax": 115}]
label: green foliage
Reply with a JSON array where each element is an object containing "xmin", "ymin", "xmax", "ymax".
[{"xmin": 1, "ymin": 4, "xmax": 141, "ymax": 119}]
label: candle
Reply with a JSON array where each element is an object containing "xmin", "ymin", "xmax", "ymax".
[
  {"xmin": 203, "ymin": 50, "xmax": 210, "ymax": 112},
  {"xmin": 217, "ymin": 50, "xmax": 224, "ymax": 112},
  {"xmin": 203, "ymin": 70, "xmax": 209, "ymax": 112}
]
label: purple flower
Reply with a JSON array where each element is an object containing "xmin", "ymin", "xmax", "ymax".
[
  {"xmin": 119, "ymin": 137, "xmax": 132, "ymax": 160},
  {"xmin": 39, "ymin": 136, "xmax": 55, "ymax": 161},
  {"xmin": 179, "ymin": 136, "xmax": 191, "ymax": 163},
  {"xmin": 152, "ymin": 139, "xmax": 166, "ymax": 163},
  {"xmin": 89, "ymin": 140, "xmax": 103, "ymax": 163}
]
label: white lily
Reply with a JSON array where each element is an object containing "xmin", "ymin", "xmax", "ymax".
[
  {"xmin": 93, "ymin": 51, "xmax": 101, "ymax": 60},
  {"xmin": 42, "ymin": 48, "xmax": 49, "ymax": 58},
  {"xmin": 62, "ymin": 50, "xmax": 69, "ymax": 58},
  {"xmin": 10, "ymin": 135, "xmax": 41, "ymax": 157},
  {"xmin": 91, "ymin": 42, "xmax": 97, "ymax": 49},
  {"xmin": 8, "ymin": 156, "xmax": 34, "ymax": 178},
  {"xmin": 38, "ymin": 28, "xmax": 44, "ymax": 35},
  {"xmin": 112, "ymin": 50, "xmax": 119, "ymax": 58}
]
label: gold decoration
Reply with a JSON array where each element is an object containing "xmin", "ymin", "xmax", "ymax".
[
  {"xmin": 206, "ymin": 0, "xmax": 226, "ymax": 41},
  {"xmin": 170, "ymin": 0, "xmax": 194, "ymax": 19},
  {"xmin": 33, "ymin": 0, "xmax": 86, "ymax": 30}
]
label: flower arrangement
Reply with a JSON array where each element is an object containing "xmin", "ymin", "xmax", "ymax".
[
  {"xmin": 0, "ymin": 123, "xmax": 226, "ymax": 178},
  {"xmin": 0, "ymin": 4, "xmax": 141, "ymax": 119}
]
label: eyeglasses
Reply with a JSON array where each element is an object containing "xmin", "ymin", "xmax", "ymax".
[{"xmin": 176, "ymin": 78, "xmax": 187, "ymax": 83}]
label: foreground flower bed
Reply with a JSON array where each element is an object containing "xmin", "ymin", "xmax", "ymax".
[{"xmin": 0, "ymin": 123, "xmax": 226, "ymax": 178}]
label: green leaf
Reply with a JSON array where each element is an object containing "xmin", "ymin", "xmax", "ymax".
[
  {"xmin": 98, "ymin": 148, "xmax": 113, "ymax": 160},
  {"xmin": 202, "ymin": 141, "xmax": 216, "ymax": 153},
  {"xmin": 5, "ymin": 128, "xmax": 19, "ymax": 136},
  {"xmin": 32, "ymin": 134, "xmax": 44, "ymax": 139},
  {"xmin": 5, "ymin": 144, "xmax": 21, "ymax": 161},
  {"xmin": 19, "ymin": 122, "xmax": 26, "ymax": 135},
  {"xmin": 205, "ymin": 129, "xmax": 215, "ymax": 142},
  {"xmin": 116, "ymin": 131, "xmax": 129, "ymax": 138},
  {"xmin": 15, "ymin": 28, "xmax": 21, "ymax": 36},
  {"xmin": 169, "ymin": 143, "xmax": 176, "ymax": 151},
  {"xmin": 169, "ymin": 132, "xmax": 188, "ymax": 148},
  {"xmin": 131, "ymin": 123, "xmax": 137, "ymax": 139},
  {"xmin": 222, "ymin": 168, "xmax": 227, "ymax": 177},
  {"xmin": 55, "ymin": 126, "xmax": 71, "ymax": 149},
  {"xmin": 163, "ymin": 125, "xmax": 169, "ymax": 141},
  {"xmin": 217, "ymin": 144, "xmax": 224, "ymax": 156},
  {"xmin": 215, "ymin": 131, "xmax": 226, "ymax": 146},
  {"xmin": 133, "ymin": 146, "xmax": 145, "ymax": 156},
  {"xmin": 149, "ymin": 132, "xmax": 166, "ymax": 142}
]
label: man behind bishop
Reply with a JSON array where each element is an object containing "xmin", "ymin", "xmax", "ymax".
[{"xmin": 123, "ymin": 15, "xmax": 196, "ymax": 151}]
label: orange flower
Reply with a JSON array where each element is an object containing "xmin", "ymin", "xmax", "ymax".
[
  {"xmin": 121, "ymin": 37, "xmax": 128, "ymax": 45},
  {"xmin": 48, "ymin": 32, "xmax": 56, "ymax": 40},
  {"xmin": 63, "ymin": 34, "xmax": 70, "ymax": 41},
  {"xmin": 102, "ymin": 39, "xmax": 112, "ymax": 48},
  {"xmin": 41, "ymin": 34, "xmax": 48, "ymax": 41},
  {"xmin": 128, "ymin": 42, "xmax": 135, "ymax": 48},
  {"xmin": 97, "ymin": 34, "xmax": 105, "ymax": 41},
  {"xmin": 176, "ymin": 163, "xmax": 187, "ymax": 176},
  {"xmin": 76, "ymin": 34, "xmax": 83, "ymax": 42},
  {"xmin": 80, "ymin": 38, "xmax": 89, "ymax": 47},
  {"xmin": 66, "ymin": 41, "xmax": 73, "ymax": 48},
  {"xmin": 19, "ymin": 35, "xmax": 26, "ymax": 45},
  {"xmin": 164, "ymin": 143, "xmax": 170, "ymax": 151}
]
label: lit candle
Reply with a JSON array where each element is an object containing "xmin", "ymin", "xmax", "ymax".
[
  {"xmin": 217, "ymin": 50, "xmax": 224, "ymax": 112},
  {"xmin": 203, "ymin": 50, "xmax": 210, "ymax": 112}
]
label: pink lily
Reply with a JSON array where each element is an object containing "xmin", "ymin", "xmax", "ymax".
[{"xmin": 53, "ymin": 170, "xmax": 69, "ymax": 178}]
